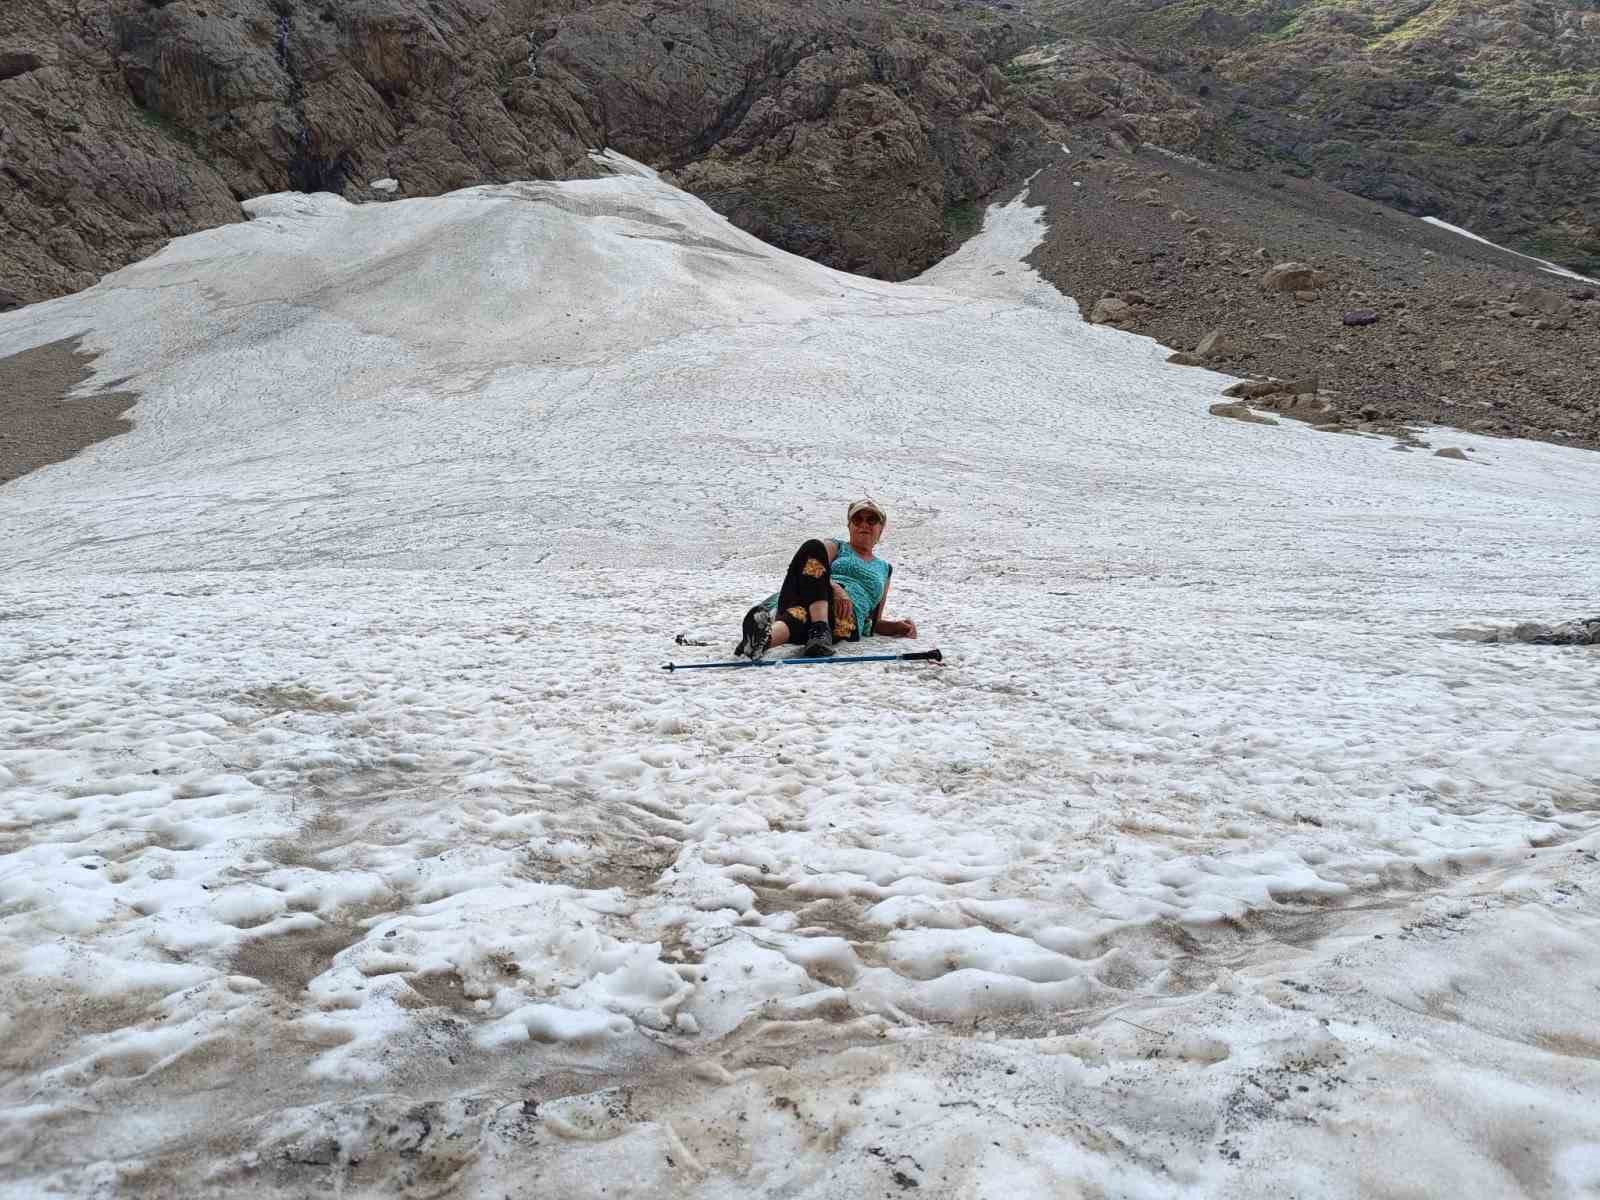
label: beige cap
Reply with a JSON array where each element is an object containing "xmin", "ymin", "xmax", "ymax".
[{"xmin": 847, "ymin": 497, "xmax": 887, "ymax": 524}]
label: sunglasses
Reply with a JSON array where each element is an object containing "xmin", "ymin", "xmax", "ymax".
[{"xmin": 849, "ymin": 511, "xmax": 884, "ymax": 527}]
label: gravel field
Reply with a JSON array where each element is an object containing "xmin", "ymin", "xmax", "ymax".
[{"xmin": 1024, "ymin": 145, "xmax": 1600, "ymax": 451}]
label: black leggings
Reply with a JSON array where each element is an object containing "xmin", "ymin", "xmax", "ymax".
[{"xmin": 773, "ymin": 539, "xmax": 855, "ymax": 641}]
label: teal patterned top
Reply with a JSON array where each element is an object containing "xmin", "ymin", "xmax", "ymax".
[{"xmin": 827, "ymin": 540, "xmax": 891, "ymax": 638}]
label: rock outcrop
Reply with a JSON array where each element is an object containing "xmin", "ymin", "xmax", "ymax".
[
  {"xmin": 1506, "ymin": 617, "xmax": 1600, "ymax": 645},
  {"xmin": 1, "ymin": 0, "xmax": 1203, "ymax": 304},
  {"xmin": 4, "ymin": 0, "xmax": 1595, "ymax": 335},
  {"xmin": 0, "ymin": 1, "xmax": 995, "ymax": 299}
]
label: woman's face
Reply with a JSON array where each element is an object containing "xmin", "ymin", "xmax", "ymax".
[{"xmin": 848, "ymin": 509, "xmax": 884, "ymax": 552}]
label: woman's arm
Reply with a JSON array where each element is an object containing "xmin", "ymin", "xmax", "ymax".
[
  {"xmin": 871, "ymin": 581, "xmax": 918, "ymax": 639},
  {"xmin": 825, "ymin": 541, "xmax": 853, "ymax": 623}
]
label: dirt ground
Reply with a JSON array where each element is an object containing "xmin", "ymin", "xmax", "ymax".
[
  {"xmin": 1021, "ymin": 145, "xmax": 1600, "ymax": 451},
  {"xmin": 0, "ymin": 336, "xmax": 139, "ymax": 486}
]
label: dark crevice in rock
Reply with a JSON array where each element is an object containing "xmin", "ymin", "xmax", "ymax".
[
  {"xmin": 0, "ymin": 50, "xmax": 44, "ymax": 82},
  {"xmin": 668, "ymin": 40, "xmax": 815, "ymax": 170},
  {"xmin": 272, "ymin": 3, "xmax": 350, "ymax": 195}
]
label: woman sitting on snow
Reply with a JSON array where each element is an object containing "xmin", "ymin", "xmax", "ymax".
[{"xmin": 735, "ymin": 498, "xmax": 919, "ymax": 660}]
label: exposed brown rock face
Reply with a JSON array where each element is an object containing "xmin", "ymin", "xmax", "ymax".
[
  {"xmin": 1, "ymin": 1, "xmax": 246, "ymax": 305},
  {"xmin": 13, "ymin": 0, "xmax": 1591, "ymax": 306},
  {"xmin": 659, "ymin": 23, "xmax": 1014, "ymax": 277},
  {"xmin": 4, "ymin": 0, "xmax": 1268, "ymax": 305},
  {"xmin": 0, "ymin": 0, "xmax": 1074, "ymax": 303}
]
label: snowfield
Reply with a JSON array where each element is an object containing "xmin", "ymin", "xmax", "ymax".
[{"xmin": 2, "ymin": 153, "xmax": 1598, "ymax": 1199}]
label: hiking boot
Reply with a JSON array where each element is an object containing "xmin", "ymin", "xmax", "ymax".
[
  {"xmin": 734, "ymin": 604, "xmax": 772, "ymax": 661},
  {"xmin": 800, "ymin": 621, "xmax": 835, "ymax": 658}
]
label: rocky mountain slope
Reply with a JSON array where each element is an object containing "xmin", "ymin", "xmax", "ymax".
[
  {"xmin": 1024, "ymin": 145, "xmax": 1599, "ymax": 450},
  {"xmin": 0, "ymin": 0, "xmax": 1183, "ymax": 306},
  {"xmin": 1034, "ymin": 0, "xmax": 1600, "ymax": 274},
  {"xmin": 5, "ymin": 0, "xmax": 1594, "ymax": 305}
]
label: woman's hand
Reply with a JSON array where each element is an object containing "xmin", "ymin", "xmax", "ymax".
[
  {"xmin": 900, "ymin": 618, "xmax": 918, "ymax": 640},
  {"xmin": 831, "ymin": 581, "xmax": 853, "ymax": 624}
]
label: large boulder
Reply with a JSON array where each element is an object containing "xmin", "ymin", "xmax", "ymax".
[
  {"xmin": 1510, "ymin": 617, "xmax": 1600, "ymax": 645},
  {"xmin": 1222, "ymin": 378, "xmax": 1289, "ymax": 400},
  {"xmin": 1511, "ymin": 287, "xmax": 1576, "ymax": 328},
  {"xmin": 1209, "ymin": 402, "xmax": 1278, "ymax": 425},
  {"xmin": 1089, "ymin": 296, "xmax": 1135, "ymax": 326},
  {"xmin": 1267, "ymin": 392, "xmax": 1337, "ymax": 422},
  {"xmin": 1259, "ymin": 261, "xmax": 1329, "ymax": 292}
]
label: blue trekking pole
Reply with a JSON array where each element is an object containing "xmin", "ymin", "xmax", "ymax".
[{"xmin": 662, "ymin": 648, "xmax": 943, "ymax": 672}]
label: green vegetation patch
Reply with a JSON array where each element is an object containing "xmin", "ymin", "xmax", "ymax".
[
  {"xmin": 1045, "ymin": 0, "xmax": 1311, "ymax": 45},
  {"xmin": 1001, "ymin": 60, "xmax": 1051, "ymax": 81},
  {"xmin": 133, "ymin": 105, "xmax": 201, "ymax": 150},
  {"xmin": 1317, "ymin": 138, "xmax": 1363, "ymax": 163},
  {"xmin": 1263, "ymin": 2, "xmax": 1374, "ymax": 43},
  {"xmin": 942, "ymin": 198, "xmax": 982, "ymax": 241},
  {"xmin": 1462, "ymin": 65, "xmax": 1600, "ymax": 105},
  {"xmin": 1261, "ymin": 11, "xmax": 1309, "ymax": 40},
  {"xmin": 1521, "ymin": 229, "xmax": 1600, "ymax": 277},
  {"xmin": 1365, "ymin": 0, "xmax": 1460, "ymax": 51}
]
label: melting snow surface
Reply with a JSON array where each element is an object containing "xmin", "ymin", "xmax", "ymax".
[{"xmin": 2, "ymin": 157, "xmax": 1598, "ymax": 1198}]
